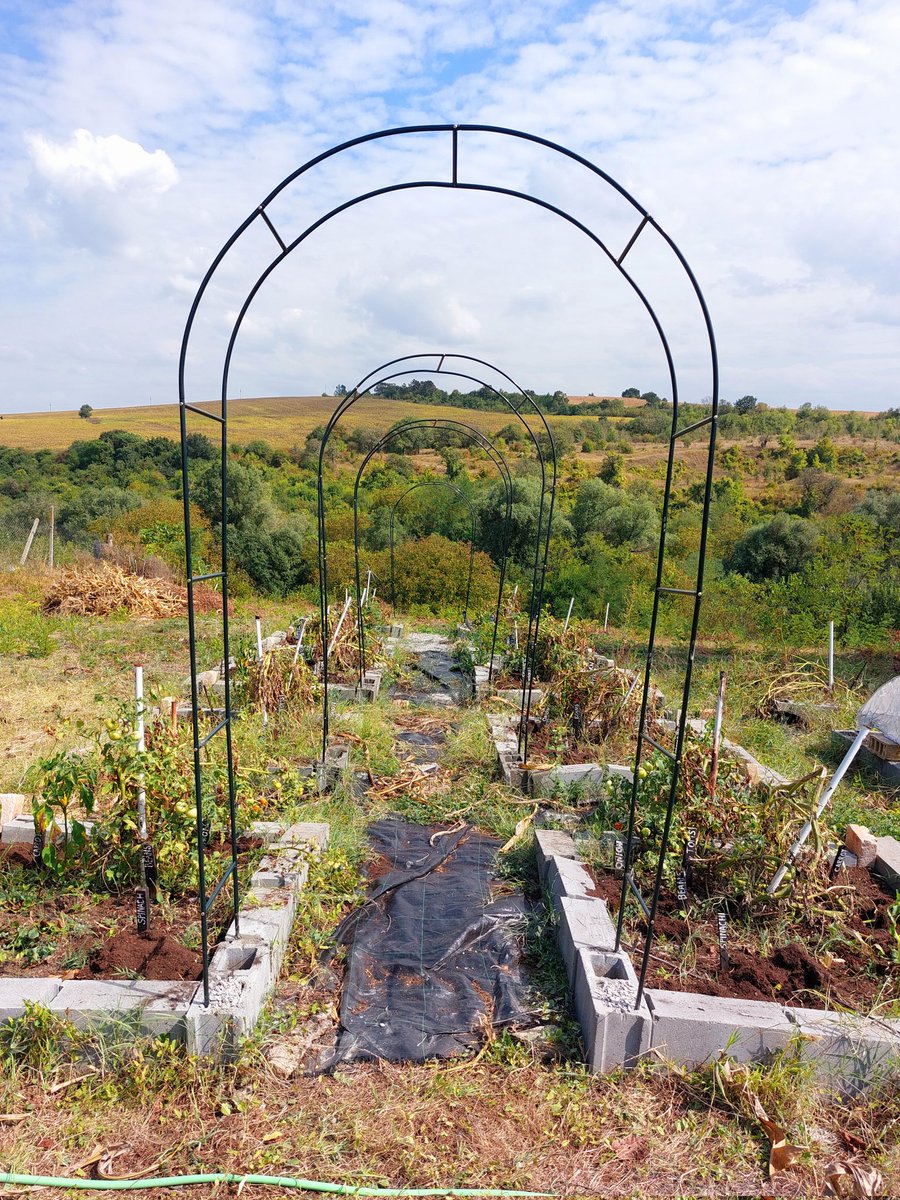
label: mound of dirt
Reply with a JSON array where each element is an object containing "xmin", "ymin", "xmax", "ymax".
[{"xmin": 77, "ymin": 929, "xmax": 201, "ymax": 981}]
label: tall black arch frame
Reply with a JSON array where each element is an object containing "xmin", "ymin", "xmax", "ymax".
[
  {"xmin": 178, "ymin": 124, "xmax": 719, "ymax": 1012},
  {"xmin": 349, "ymin": 416, "xmax": 516, "ymax": 692},
  {"xmin": 316, "ymin": 354, "xmax": 555, "ymax": 762}
]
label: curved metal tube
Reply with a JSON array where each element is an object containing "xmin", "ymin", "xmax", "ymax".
[{"xmin": 350, "ymin": 417, "xmax": 514, "ymax": 689}]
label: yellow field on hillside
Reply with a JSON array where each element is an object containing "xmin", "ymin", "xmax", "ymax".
[{"xmin": 0, "ymin": 395, "xmax": 596, "ymax": 453}]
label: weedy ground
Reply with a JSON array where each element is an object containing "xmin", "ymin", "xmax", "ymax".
[{"xmin": 0, "ymin": 574, "xmax": 898, "ymax": 1196}]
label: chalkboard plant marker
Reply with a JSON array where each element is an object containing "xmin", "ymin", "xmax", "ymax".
[
  {"xmin": 135, "ymin": 886, "xmax": 150, "ymax": 934},
  {"xmin": 717, "ymin": 911, "xmax": 729, "ymax": 971},
  {"xmin": 829, "ymin": 846, "xmax": 847, "ymax": 880}
]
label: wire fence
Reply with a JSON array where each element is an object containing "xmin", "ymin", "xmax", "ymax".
[{"xmin": 0, "ymin": 509, "xmax": 57, "ymax": 571}]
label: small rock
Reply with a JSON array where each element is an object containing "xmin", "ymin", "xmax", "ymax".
[
  {"xmin": 265, "ymin": 1040, "xmax": 302, "ymax": 1078},
  {"xmin": 845, "ymin": 823, "xmax": 877, "ymax": 868},
  {"xmin": 874, "ymin": 835, "xmax": 900, "ymax": 891}
]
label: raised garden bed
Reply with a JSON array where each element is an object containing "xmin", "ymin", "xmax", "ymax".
[{"xmin": 0, "ymin": 833, "xmax": 264, "ymax": 982}]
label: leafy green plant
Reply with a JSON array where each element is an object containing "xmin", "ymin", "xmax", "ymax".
[{"xmin": 31, "ymin": 746, "xmax": 96, "ymax": 876}]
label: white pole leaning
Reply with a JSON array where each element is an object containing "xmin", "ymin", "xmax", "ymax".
[
  {"xmin": 563, "ymin": 596, "xmax": 575, "ymax": 634},
  {"xmin": 766, "ymin": 725, "xmax": 869, "ymax": 895},
  {"xmin": 255, "ymin": 614, "xmax": 267, "ymax": 726},
  {"xmin": 135, "ymin": 664, "xmax": 147, "ymax": 841},
  {"xmin": 828, "ymin": 620, "xmax": 835, "ymax": 692}
]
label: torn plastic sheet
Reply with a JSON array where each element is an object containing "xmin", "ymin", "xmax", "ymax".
[{"xmin": 321, "ymin": 817, "xmax": 536, "ymax": 1065}]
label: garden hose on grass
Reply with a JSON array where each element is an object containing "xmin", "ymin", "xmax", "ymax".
[{"xmin": 0, "ymin": 1173, "xmax": 553, "ymax": 1197}]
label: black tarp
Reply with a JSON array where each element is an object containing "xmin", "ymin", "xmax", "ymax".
[{"xmin": 321, "ymin": 818, "xmax": 535, "ymax": 1065}]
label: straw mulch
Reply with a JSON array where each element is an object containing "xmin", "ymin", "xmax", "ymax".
[{"xmin": 42, "ymin": 563, "xmax": 189, "ymax": 618}]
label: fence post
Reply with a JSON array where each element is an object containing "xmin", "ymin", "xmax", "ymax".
[{"xmin": 19, "ymin": 518, "xmax": 39, "ymax": 567}]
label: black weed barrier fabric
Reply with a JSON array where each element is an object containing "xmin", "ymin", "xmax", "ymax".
[{"xmin": 321, "ymin": 817, "xmax": 536, "ymax": 1065}]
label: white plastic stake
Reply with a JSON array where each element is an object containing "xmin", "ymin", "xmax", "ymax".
[
  {"xmin": 828, "ymin": 620, "xmax": 835, "ymax": 692},
  {"xmin": 135, "ymin": 665, "xmax": 147, "ymax": 841},
  {"xmin": 514, "ymin": 620, "xmax": 519, "ymax": 650},
  {"xmin": 19, "ymin": 518, "xmax": 39, "ymax": 566},
  {"xmin": 710, "ymin": 671, "xmax": 726, "ymax": 799},
  {"xmin": 328, "ymin": 593, "xmax": 353, "ymax": 657},
  {"xmin": 48, "ymin": 506, "xmax": 55, "ymax": 568},
  {"xmin": 766, "ymin": 725, "xmax": 869, "ymax": 895},
  {"xmin": 255, "ymin": 615, "xmax": 267, "ymax": 726},
  {"xmin": 604, "ymin": 602, "xmax": 610, "ymax": 631},
  {"xmin": 563, "ymin": 596, "xmax": 575, "ymax": 634}
]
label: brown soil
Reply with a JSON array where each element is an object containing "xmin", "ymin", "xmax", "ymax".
[
  {"xmin": 76, "ymin": 929, "xmax": 200, "ymax": 981},
  {"xmin": 632, "ymin": 866, "xmax": 899, "ymax": 1009},
  {"xmin": 0, "ymin": 836, "xmax": 263, "ymax": 982},
  {"xmin": 525, "ymin": 722, "xmax": 601, "ymax": 765}
]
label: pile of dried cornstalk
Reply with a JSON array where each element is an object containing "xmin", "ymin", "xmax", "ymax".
[{"xmin": 42, "ymin": 563, "xmax": 186, "ymax": 618}]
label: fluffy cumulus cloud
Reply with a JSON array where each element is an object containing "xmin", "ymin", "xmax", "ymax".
[
  {"xmin": 28, "ymin": 129, "xmax": 177, "ymax": 195},
  {"xmin": 0, "ymin": 0, "xmax": 898, "ymax": 411}
]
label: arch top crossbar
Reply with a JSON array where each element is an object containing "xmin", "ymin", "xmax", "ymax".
[{"xmin": 178, "ymin": 122, "xmax": 719, "ymax": 1019}]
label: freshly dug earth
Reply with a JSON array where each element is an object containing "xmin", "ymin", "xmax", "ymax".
[
  {"xmin": 633, "ymin": 866, "xmax": 899, "ymax": 1008},
  {"xmin": 0, "ymin": 836, "xmax": 263, "ymax": 981}
]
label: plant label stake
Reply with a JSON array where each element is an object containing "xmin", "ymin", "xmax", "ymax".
[
  {"xmin": 675, "ymin": 871, "xmax": 688, "ymax": 903},
  {"xmin": 717, "ymin": 912, "xmax": 729, "ymax": 970},
  {"xmin": 829, "ymin": 846, "xmax": 847, "ymax": 880},
  {"xmin": 32, "ymin": 828, "xmax": 44, "ymax": 865},
  {"xmin": 141, "ymin": 842, "xmax": 158, "ymax": 898},
  {"xmin": 134, "ymin": 886, "xmax": 150, "ymax": 934},
  {"xmin": 614, "ymin": 838, "xmax": 625, "ymax": 875},
  {"xmin": 683, "ymin": 828, "xmax": 697, "ymax": 885},
  {"xmin": 202, "ymin": 818, "xmax": 211, "ymax": 848}
]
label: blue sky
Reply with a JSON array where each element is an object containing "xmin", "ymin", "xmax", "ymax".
[{"xmin": 0, "ymin": 0, "xmax": 898, "ymax": 413}]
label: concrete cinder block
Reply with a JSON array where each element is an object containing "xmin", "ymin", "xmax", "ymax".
[
  {"xmin": 0, "ymin": 978, "xmax": 63, "ymax": 1021},
  {"xmin": 785, "ymin": 1007, "xmax": 900, "ymax": 1088},
  {"xmin": 544, "ymin": 854, "xmax": 599, "ymax": 903},
  {"xmin": 49, "ymin": 980, "xmax": 198, "ymax": 1040},
  {"xmin": 574, "ymin": 948, "xmax": 650, "ymax": 1073},
  {"xmin": 2, "ymin": 815, "xmax": 38, "ymax": 844},
  {"xmin": 286, "ymin": 822, "xmax": 329, "ymax": 850},
  {"xmin": 557, "ymin": 895, "xmax": 618, "ymax": 982},
  {"xmin": 873, "ymin": 835, "xmax": 900, "ymax": 891},
  {"xmin": 529, "ymin": 763, "xmax": 607, "ymax": 798},
  {"xmin": 534, "ymin": 828, "xmax": 579, "ymax": 881},
  {"xmin": 647, "ymin": 990, "xmax": 795, "ymax": 1068}
]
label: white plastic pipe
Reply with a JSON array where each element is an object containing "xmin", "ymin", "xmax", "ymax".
[
  {"xmin": 328, "ymin": 594, "xmax": 353, "ymax": 657},
  {"xmin": 767, "ymin": 725, "xmax": 869, "ymax": 895},
  {"xmin": 603, "ymin": 602, "xmax": 610, "ymax": 631},
  {"xmin": 563, "ymin": 596, "xmax": 575, "ymax": 634},
  {"xmin": 135, "ymin": 665, "xmax": 147, "ymax": 841},
  {"xmin": 828, "ymin": 620, "xmax": 835, "ymax": 691},
  {"xmin": 255, "ymin": 615, "xmax": 267, "ymax": 726}
]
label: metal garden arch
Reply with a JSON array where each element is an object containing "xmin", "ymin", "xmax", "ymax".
[
  {"xmin": 179, "ymin": 124, "xmax": 719, "ymax": 1011},
  {"xmin": 320, "ymin": 356, "xmax": 553, "ymax": 757},
  {"xmin": 350, "ymin": 416, "xmax": 516, "ymax": 690}
]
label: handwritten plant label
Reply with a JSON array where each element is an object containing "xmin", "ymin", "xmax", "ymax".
[
  {"xmin": 614, "ymin": 839, "xmax": 625, "ymax": 874},
  {"xmin": 32, "ymin": 829, "xmax": 45, "ymax": 865},
  {"xmin": 717, "ymin": 912, "xmax": 729, "ymax": 970},
  {"xmin": 829, "ymin": 847, "xmax": 846, "ymax": 880},
  {"xmin": 135, "ymin": 887, "xmax": 150, "ymax": 934},
  {"xmin": 141, "ymin": 842, "xmax": 158, "ymax": 895},
  {"xmin": 683, "ymin": 828, "xmax": 697, "ymax": 878},
  {"xmin": 675, "ymin": 871, "xmax": 688, "ymax": 903}
]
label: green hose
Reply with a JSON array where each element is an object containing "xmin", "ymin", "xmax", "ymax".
[{"xmin": 0, "ymin": 1173, "xmax": 552, "ymax": 1197}]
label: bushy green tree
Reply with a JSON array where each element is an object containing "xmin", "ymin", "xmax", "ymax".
[{"xmin": 726, "ymin": 513, "xmax": 818, "ymax": 582}]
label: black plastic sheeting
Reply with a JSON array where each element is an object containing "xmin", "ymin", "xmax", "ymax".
[{"xmin": 320, "ymin": 818, "xmax": 536, "ymax": 1066}]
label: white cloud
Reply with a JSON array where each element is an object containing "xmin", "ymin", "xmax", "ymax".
[{"xmin": 28, "ymin": 128, "xmax": 177, "ymax": 195}]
